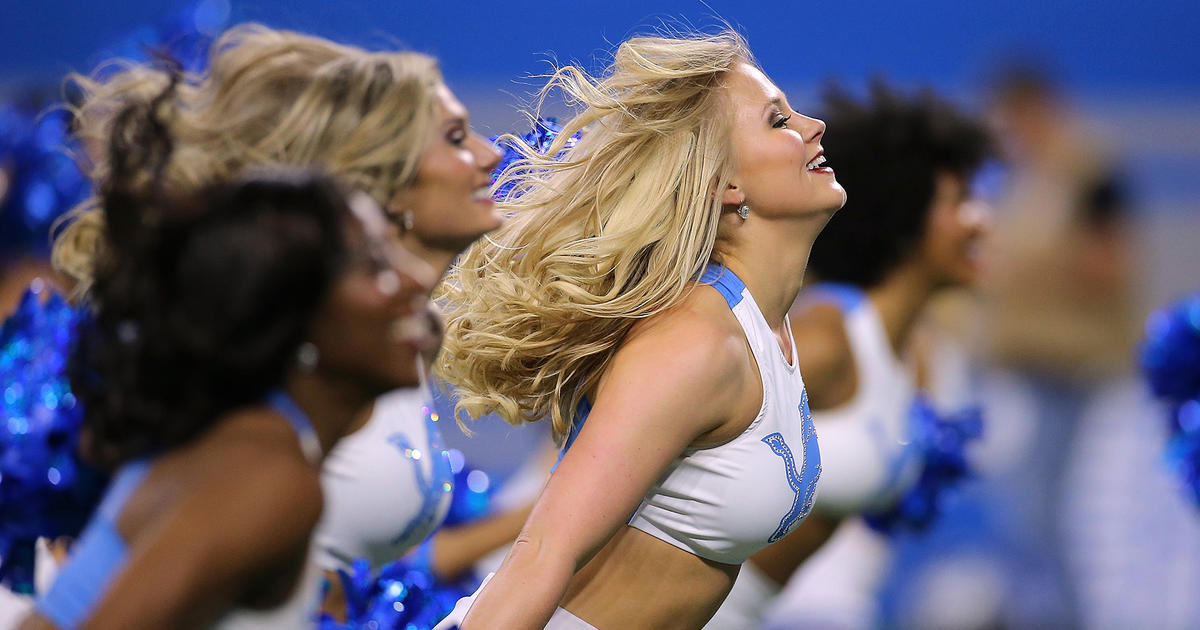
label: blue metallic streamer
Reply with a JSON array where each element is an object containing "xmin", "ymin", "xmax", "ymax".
[
  {"xmin": 865, "ymin": 398, "xmax": 984, "ymax": 534},
  {"xmin": 1140, "ymin": 291, "xmax": 1200, "ymax": 507},
  {"xmin": 490, "ymin": 118, "xmax": 582, "ymax": 200},
  {"xmin": 0, "ymin": 285, "xmax": 107, "ymax": 593}
]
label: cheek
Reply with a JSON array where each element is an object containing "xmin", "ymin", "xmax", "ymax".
[
  {"xmin": 741, "ymin": 139, "xmax": 807, "ymax": 193},
  {"xmin": 312, "ymin": 284, "xmax": 388, "ymax": 359}
]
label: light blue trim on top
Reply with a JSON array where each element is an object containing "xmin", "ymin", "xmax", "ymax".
[
  {"xmin": 36, "ymin": 459, "xmax": 150, "ymax": 629},
  {"xmin": 267, "ymin": 389, "xmax": 321, "ymax": 462},
  {"xmin": 699, "ymin": 263, "xmax": 746, "ymax": 308},
  {"xmin": 553, "ymin": 397, "xmax": 592, "ymax": 473},
  {"xmin": 803, "ymin": 282, "xmax": 866, "ymax": 314}
]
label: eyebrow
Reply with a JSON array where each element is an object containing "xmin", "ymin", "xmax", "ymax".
[{"xmin": 762, "ymin": 96, "xmax": 786, "ymax": 116}]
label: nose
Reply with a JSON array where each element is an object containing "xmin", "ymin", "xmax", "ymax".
[
  {"xmin": 797, "ymin": 114, "xmax": 826, "ymax": 145},
  {"xmin": 960, "ymin": 199, "xmax": 992, "ymax": 236},
  {"xmin": 470, "ymin": 131, "xmax": 503, "ymax": 172}
]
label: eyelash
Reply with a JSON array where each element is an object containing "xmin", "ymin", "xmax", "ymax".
[
  {"xmin": 447, "ymin": 129, "xmax": 467, "ymax": 145},
  {"xmin": 772, "ymin": 115, "xmax": 792, "ymax": 129}
]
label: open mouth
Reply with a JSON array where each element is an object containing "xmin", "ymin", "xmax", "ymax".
[
  {"xmin": 806, "ymin": 152, "xmax": 832, "ymax": 173},
  {"xmin": 471, "ymin": 184, "xmax": 493, "ymax": 202}
]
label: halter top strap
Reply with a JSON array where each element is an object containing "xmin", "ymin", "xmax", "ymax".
[
  {"xmin": 267, "ymin": 389, "xmax": 323, "ymax": 463},
  {"xmin": 698, "ymin": 263, "xmax": 747, "ymax": 308}
]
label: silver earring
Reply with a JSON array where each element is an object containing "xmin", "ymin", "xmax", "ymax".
[
  {"xmin": 296, "ymin": 342, "xmax": 320, "ymax": 372},
  {"xmin": 736, "ymin": 204, "xmax": 750, "ymax": 220},
  {"xmin": 401, "ymin": 209, "xmax": 415, "ymax": 232}
]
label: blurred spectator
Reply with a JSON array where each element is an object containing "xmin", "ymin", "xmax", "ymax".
[
  {"xmin": 983, "ymin": 64, "xmax": 1139, "ymax": 381},
  {"xmin": 964, "ymin": 63, "xmax": 1140, "ymax": 628}
]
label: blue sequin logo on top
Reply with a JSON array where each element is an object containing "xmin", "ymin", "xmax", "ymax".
[
  {"xmin": 385, "ymin": 403, "xmax": 453, "ymax": 546},
  {"xmin": 763, "ymin": 389, "xmax": 821, "ymax": 543}
]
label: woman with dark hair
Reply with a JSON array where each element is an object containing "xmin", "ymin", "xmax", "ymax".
[
  {"xmin": 53, "ymin": 27, "xmax": 505, "ymax": 619},
  {"xmin": 18, "ymin": 95, "xmax": 438, "ymax": 629},
  {"xmin": 706, "ymin": 81, "xmax": 992, "ymax": 629}
]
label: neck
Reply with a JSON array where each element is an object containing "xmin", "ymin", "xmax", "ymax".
[
  {"xmin": 720, "ymin": 212, "xmax": 830, "ymax": 330},
  {"xmin": 284, "ymin": 370, "xmax": 376, "ymax": 457},
  {"xmin": 399, "ymin": 233, "xmax": 458, "ymax": 280},
  {"xmin": 865, "ymin": 263, "xmax": 938, "ymax": 356}
]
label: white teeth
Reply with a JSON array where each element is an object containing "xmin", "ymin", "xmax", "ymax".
[
  {"xmin": 806, "ymin": 155, "xmax": 827, "ymax": 170},
  {"xmin": 472, "ymin": 185, "xmax": 493, "ymax": 201},
  {"xmin": 389, "ymin": 316, "xmax": 430, "ymax": 344}
]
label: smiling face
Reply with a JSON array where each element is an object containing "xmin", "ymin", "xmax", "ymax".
[
  {"xmin": 915, "ymin": 172, "xmax": 989, "ymax": 289},
  {"xmin": 307, "ymin": 193, "xmax": 440, "ymax": 393},
  {"xmin": 389, "ymin": 84, "xmax": 504, "ymax": 255},
  {"xmin": 723, "ymin": 63, "xmax": 846, "ymax": 220}
]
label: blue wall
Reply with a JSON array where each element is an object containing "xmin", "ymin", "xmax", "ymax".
[{"xmin": 3, "ymin": 1, "xmax": 1198, "ymax": 95}]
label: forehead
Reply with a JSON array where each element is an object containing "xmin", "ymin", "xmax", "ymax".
[
  {"xmin": 435, "ymin": 83, "xmax": 467, "ymax": 120},
  {"xmin": 724, "ymin": 62, "xmax": 785, "ymax": 111}
]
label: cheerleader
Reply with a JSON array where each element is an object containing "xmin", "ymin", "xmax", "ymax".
[
  {"xmin": 706, "ymin": 81, "xmax": 992, "ymax": 629},
  {"xmin": 435, "ymin": 30, "xmax": 844, "ymax": 629},
  {"xmin": 19, "ymin": 91, "xmax": 437, "ymax": 628},
  {"xmin": 49, "ymin": 24, "xmax": 502, "ymax": 620}
]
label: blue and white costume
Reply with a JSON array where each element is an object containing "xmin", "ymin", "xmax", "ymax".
[
  {"xmin": 437, "ymin": 264, "xmax": 821, "ymax": 629},
  {"xmin": 705, "ymin": 284, "xmax": 921, "ymax": 630},
  {"xmin": 33, "ymin": 391, "xmax": 323, "ymax": 630},
  {"xmin": 314, "ymin": 383, "xmax": 453, "ymax": 572},
  {"xmin": 627, "ymin": 264, "xmax": 822, "ymax": 565}
]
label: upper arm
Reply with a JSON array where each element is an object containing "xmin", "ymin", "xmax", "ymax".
[
  {"xmin": 789, "ymin": 302, "xmax": 855, "ymax": 410},
  {"xmin": 521, "ymin": 312, "xmax": 748, "ymax": 568},
  {"xmin": 82, "ymin": 454, "xmax": 321, "ymax": 630}
]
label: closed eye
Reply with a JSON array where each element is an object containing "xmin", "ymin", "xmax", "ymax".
[{"xmin": 772, "ymin": 115, "xmax": 792, "ymax": 129}]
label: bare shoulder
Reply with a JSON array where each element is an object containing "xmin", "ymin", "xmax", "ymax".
[
  {"xmin": 206, "ymin": 407, "xmax": 322, "ymax": 503},
  {"xmin": 788, "ymin": 301, "xmax": 856, "ymax": 409},
  {"xmin": 596, "ymin": 285, "xmax": 755, "ymax": 437},
  {"xmin": 624, "ymin": 284, "xmax": 753, "ymax": 386},
  {"xmin": 169, "ymin": 407, "xmax": 323, "ymax": 532}
]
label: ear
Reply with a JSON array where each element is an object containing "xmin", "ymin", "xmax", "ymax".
[
  {"xmin": 384, "ymin": 189, "xmax": 406, "ymax": 217},
  {"xmin": 720, "ymin": 183, "xmax": 746, "ymax": 207}
]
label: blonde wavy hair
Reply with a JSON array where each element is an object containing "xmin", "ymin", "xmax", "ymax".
[
  {"xmin": 53, "ymin": 23, "xmax": 443, "ymax": 289},
  {"xmin": 437, "ymin": 31, "xmax": 753, "ymax": 439}
]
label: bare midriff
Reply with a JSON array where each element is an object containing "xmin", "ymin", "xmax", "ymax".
[{"xmin": 560, "ymin": 525, "xmax": 739, "ymax": 630}]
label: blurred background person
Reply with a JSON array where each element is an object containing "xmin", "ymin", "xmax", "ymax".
[
  {"xmin": 20, "ymin": 83, "xmax": 439, "ymax": 627},
  {"xmin": 50, "ymin": 22, "xmax": 520, "ymax": 623}
]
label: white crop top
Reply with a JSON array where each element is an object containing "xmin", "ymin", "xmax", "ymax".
[
  {"xmin": 567, "ymin": 265, "xmax": 822, "ymax": 566},
  {"xmin": 796, "ymin": 285, "xmax": 921, "ymax": 515},
  {"xmin": 313, "ymin": 384, "xmax": 453, "ymax": 570}
]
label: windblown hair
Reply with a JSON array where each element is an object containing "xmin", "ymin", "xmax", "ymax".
[
  {"xmin": 53, "ymin": 23, "xmax": 442, "ymax": 290},
  {"xmin": 73, "ymin": 83, "xmax": 351, "ymax": 468},
  {"xmin": 808, "ymin": 80, "xmax": 992, "ymax": 288},
  {"xmin": 437, "ymin": 31, "xmax": 753, "ymax": 439}
]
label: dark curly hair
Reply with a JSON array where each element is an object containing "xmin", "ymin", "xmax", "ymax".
[
  {"xmin": 808, "ymin": 80, "xmax": 992, "ymax": 288},
  {"xmin": 72, "ymin": 80, "xmax": 352, "ymax": 469}
]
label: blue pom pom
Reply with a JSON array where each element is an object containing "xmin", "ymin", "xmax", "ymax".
[
  {"xmin": 865, "ymin": 397, "xmax": 984, "ymax": 535},
  {"xmin": 1141, "ymin": 292, "xmax": 1200, "ymax": 403},
  {"xmin": 317, "ymin": 546, "xmax": 473, "ymax": 630},
  {"xmin": 1141, "ymin": 292, "xmax": 1200, "ymax": 508},
  {"xmin": 490, "ymin": 118, "xmax": 582, "ymax": 200},
  {"xmin": 0, "ymin": 286, "xmax": 108, "ymax": 593},
  {"xmin": 317, "ymin": 449, "xmax": 500, "ymax": 628}
]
